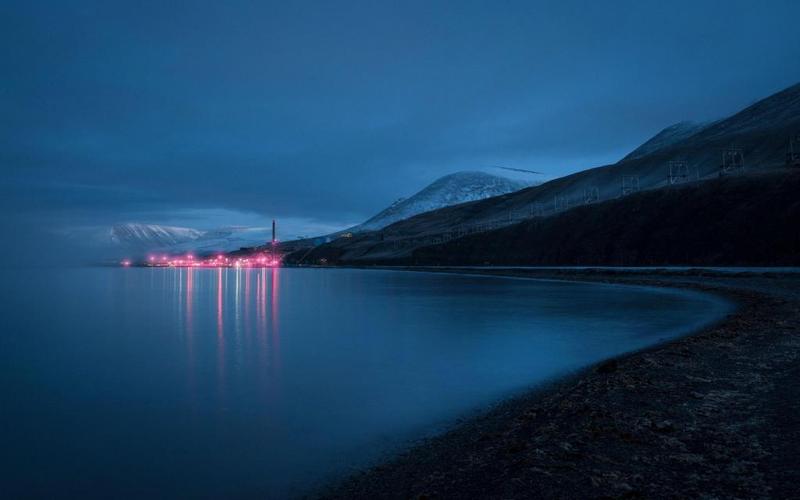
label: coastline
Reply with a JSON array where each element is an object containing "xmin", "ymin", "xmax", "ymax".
[{"xmin": 317, "ymin": 268, "xmax": 800, "ymax": 499}]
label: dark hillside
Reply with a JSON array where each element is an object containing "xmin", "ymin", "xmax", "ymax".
[{"xmin": 410, "ymin": 171, "xmax": 800, "ymax": 266}]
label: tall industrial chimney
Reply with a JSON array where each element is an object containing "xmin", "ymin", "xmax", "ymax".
[{"xmin": 272, "ymin": 219, "xmax": 276, "ymax": 244}]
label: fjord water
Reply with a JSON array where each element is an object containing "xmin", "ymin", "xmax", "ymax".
[{"xmin": 0, "ymin": 267, "xmax": 730, "ymax": 498}]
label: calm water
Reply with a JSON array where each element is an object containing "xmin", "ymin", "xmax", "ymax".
[{"xmin": 0, "ymin": 267, "xmax": 731, "ymax": 498}]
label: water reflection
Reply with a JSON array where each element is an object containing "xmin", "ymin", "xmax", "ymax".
[
  {"xmin": 169, "ymin": 267, "xmax": 282, "ymax": 406},
  {"xmin": 217, "ymin": 268, "xmax": 225, "ymax": 400},
  {"xmin": 271, "ymin": 267, "xmax": 281, "ymax": 374},
  {"xmin": 1, "ymin": 267, "xmax": 733, "ymax": 498}
]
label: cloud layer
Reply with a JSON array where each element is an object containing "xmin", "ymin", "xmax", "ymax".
[{"xmin": 3, "ymin": 0, "xmax": 800, "ymax": 261}]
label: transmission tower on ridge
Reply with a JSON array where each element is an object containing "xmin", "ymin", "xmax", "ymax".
[
  {"xmin": 667, "ymin": 161, "xmax": 690, "ymax": 185},
  {"xmin": 787, "ymin": 134, "xmax": 800, "ymax": 168},
  {"xmin": 529, "ymin": 202, "xmax": 545, "ymax": 217},
  {"xmin": 721, "ymin": 146, "xmax": 745, "ymax": 176},
  {"xmin": 621, "ymin": 175, "xmax": 640, "ymax": 196},
  {"xmin": 583, "ymin": 186, "xmax": 599, "ymax": 204},
  {"xmin": 554, "ymin": 195, "xmax": 569, "ymax": 212}
]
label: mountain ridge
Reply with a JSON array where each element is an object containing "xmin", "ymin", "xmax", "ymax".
[{"xmin": 286, "ymin": 80, "xmax": 800, "ymax": 264}]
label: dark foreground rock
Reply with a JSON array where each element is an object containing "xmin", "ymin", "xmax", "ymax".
[{"xmin": 317, "ymin": 269, "xmax": 800, "ymax": 499}]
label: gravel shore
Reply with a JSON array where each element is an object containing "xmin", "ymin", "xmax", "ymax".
[{"xmin": 318, "ymin": 268, "xmax": 800, "ymax": 499}]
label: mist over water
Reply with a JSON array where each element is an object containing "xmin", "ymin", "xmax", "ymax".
[{"xmin": 0, "ymin": 268, "xmax": 731, "ymax": 497}]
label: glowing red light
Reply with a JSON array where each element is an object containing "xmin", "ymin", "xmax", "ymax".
[{"xmin": 139, "ymin": 250, "xmax": 281, "ymax": 269}]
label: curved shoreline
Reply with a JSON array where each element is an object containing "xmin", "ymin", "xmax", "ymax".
[{"xmin": 318, "ymin": 268, "xmax": 800, "ymax": 499}]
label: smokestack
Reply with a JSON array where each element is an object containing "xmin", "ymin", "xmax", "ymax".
[{"xmin": 272, "ymin": 219, "xmax": 276, "ymax": 244}]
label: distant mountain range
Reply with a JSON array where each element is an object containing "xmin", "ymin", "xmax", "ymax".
[
  {"xmin": 110, "ymin": 223, "xmax": 271, "ymax": 254},
  {"xmin": 109, "ymin": 171, "xmax": 527, "ymax": 254},
  {"xmin": 112, "ymin": 81, "xmax": 800, "ymax": 261},
  {"xmin": 110, "ymin": 223, "xmax": 204, "ymax": 248},
  {"xmin": 287, "ymin": 81, "xmax": 800, "ymax": 264}
]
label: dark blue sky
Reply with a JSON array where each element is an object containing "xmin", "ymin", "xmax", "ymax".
[{"xmin": 3, "ymin": 0, "xmax": 800, "ymax": 254}]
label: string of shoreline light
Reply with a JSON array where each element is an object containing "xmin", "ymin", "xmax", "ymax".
[{"xmin": 120, "ymin": 253, "xmax": 281, "ymax": 268}]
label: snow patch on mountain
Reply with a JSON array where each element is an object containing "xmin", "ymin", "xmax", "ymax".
[
  {"xmin": 165, "ymin": 227, "xmax": 272, "ymax": 253},
  {"xmin": 109, "ymin": 223, "xmax": 272, "ymax": 253},
  {"xmin": 353, "ymin": 171, "xmax": 529, "ymax": 232},
  {"xmin": 110, "ymin": 223, "xmax": 204, "ymax": 247}
]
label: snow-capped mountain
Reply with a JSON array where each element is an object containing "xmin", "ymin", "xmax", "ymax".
[
  {"xmin": 110, "ymin": 223, "xmax": 270, "ymax": 253},
  {"xmin": 353, "ymin": 171, "xmax": 529, "ymax": 232},
  {"xmin": 110, "ymin": 223, "xmax": 204, "ymax": 247},
  {"xmin": 163, "ymin": 227, "xmax": 272, "ymax": 253}
]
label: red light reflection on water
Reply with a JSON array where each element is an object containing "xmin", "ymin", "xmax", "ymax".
[
  {"xmin": 217, "ymin": 268, "xmax": 224, "ymax": 337},
  {"xmin": 170, "ymin": 266, "xmax": 282, "ymax": 407},
  {"xmin": 217, "ymin": 267, "xmax": 225, "ymax": 401},
  {"xmin": 270, "ymin": 267, "xmax": 280, "ymax": 371},
  {"xmin": 245, "ymin": 269, "xmax": 251, "ymax": 340},
  {"xmin": 180, "ymin": 267, "xmax": 196, "ymax": 410},
  {"xmin": 257, "ymin": 268, "xmax": 267, "ymax": 349},
  {"xmin": 186, "ymin": 267, "xmax": 193, "ymax": 333}
]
